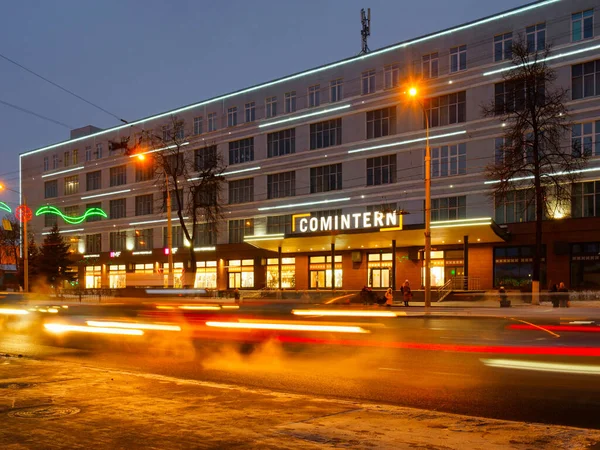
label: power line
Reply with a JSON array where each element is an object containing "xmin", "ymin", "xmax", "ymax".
[{"xmin": 0, "ymin": 98, "xmax": 74, "ymax": 129}]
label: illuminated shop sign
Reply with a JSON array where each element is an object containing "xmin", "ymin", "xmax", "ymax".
[{"xmin": 292, "ymin": 211, "xmax": 402, "ymax": 234}]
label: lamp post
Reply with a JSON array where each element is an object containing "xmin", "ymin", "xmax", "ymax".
[
  {"xmin": 137, "ymin": 154, "xmax": 174, "ymax": 287},
  {"xmin": 408, "ymin": 87, "xmax": 431, "ymax": 309}
]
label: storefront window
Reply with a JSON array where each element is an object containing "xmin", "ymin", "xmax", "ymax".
[
  {"xmin": 571, "ymin": 243, "xmax": 600, "ymax": 289},
  {"xmin": 309, "ymin": 255, "xmax": 342, "ymax": 289},
  {"xmin": 108, "ymin": 265, "xmax": 126, "ymax": 289},
  {"xmin": 195, "ymin": 261, "xmax": 217, "ymax": 289},
  {"xmin": 228, "ymin": 259, "xmax": 254, "ymax": 288},
  {"xmin": 368, "ymin": 253, "xmax": 392, "ymax": 288},
  {"xmin": 163, "ymin": 262, "xmax": 184, "ymax": 288},
  {"xmin": 494, "ymin": 246, "xmax": 545, "ymax": 288},
  {"xmin": 85, "ymin": 265, "xmax": 102, "ymax": 289},
  {"xmin": 266, "ymin": 257, "xmax": 296, "ymax": 289}
]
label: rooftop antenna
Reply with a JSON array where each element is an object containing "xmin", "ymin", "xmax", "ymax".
[{"xmin": 359, "ymin": 8, "xmax": 371, "ymax": 55}]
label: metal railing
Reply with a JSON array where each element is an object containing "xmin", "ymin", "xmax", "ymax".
[
  {"xmin": 449, "ymin": 276, "xmax": 480, "ymax": 291},
  {"xmin": 437, "ymin": 279, "xmax": 453, "ymax": 302}
]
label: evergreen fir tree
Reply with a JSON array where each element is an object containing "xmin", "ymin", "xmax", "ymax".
[{"xmin": 39, "ymin": 224, "xmax": 73, "ymax": 288}]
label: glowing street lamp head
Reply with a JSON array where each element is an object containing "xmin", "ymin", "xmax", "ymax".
[
  {"xmin": 408, "ymin": 87, "xmax": 418, "ymax": 97},
  {"xmin": 137, "ymin": 154, "xmax": 146, "ymax": 161}
]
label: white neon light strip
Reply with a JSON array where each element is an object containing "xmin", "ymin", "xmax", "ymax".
[
  {"xmin": 347, "ymin": 130, "xmax": 467, "ymax": 154},
  {"xmin": 259, "ymin": 104, "xmax": 351, "ymax": 128},
  {"xmin": 431, "ymin": 217, "xmax": 492, "ymax": 225},
  {"xmin": 188, "ymin": 166, "xmax": 261, "ymax": 182},
  {"xmin": 129, "ymin": 217, "xmax": 188, "ymax": 226},
  {"xmin": 42, "ymin": 228, "xmax": 84, "ymax": 235},
  {"xmin": 83, "ymin": 254, "xmax": 101, "ymax": 258},
  {"xmin": 194, "ymin": 246, "xmax": 216, "ymax": 251},
  {"xmin": 132, "ymin": 250, "xmax": 153, "ymax": 255},
  {"xmin": 20, "ymin": 1, "xmax": 558, "ymax": 158},
  {"xmin": 483, "ymin": 43, "xmax": 600, "ymax": 77},
  {"xmin": 81, "ymin": 189, "xmax": 131, "ymax": 200},
  {"xmin": 431, "ymin": 221, "xmax": 491, "ymax": 229},
  {"xmin": 41, "ymin": 166, "xmax": 84, "ymax": 178},
  {"xmin": 484, "ymin": 166, "xmax": 600, "ymax": 185},
  {"xmin": 130, "ymin": 142, "xmax": 190, "ymax": 157},
  {"xmin": 258, "ymin": 197, "xmax": 351, "ymax": 211},
  {"xmin": 244, "ymin": 234, "xmax": 285, "ymax": 241}
]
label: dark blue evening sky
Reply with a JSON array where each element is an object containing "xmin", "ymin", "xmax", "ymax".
[{"xmin": 0, "ymin": 0, "xmax": 530, "ymax": 200}]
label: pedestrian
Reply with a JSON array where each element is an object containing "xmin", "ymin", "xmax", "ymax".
[
  {"xmin": 234, "ymin": 288, "xmax": 241, "ymax": 304},
  {"xmin": 402, "ymin": 280, "xmax": 412, "ymax": 307},
  {"xmin": 557, "ymin": 282, "xmax": 569, "ymax": 308},
  {"xmin": 550, "ymin": 283, "xmax": 559, "ymax": 308},
  {"xmin": 384, "ymin": 288, "xmax": 394, "ymax": 306},
  {"xmin": 360, "ymin": 285, "xmax": 369, "ymax": 305}
]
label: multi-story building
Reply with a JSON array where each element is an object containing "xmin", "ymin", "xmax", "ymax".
[{"xmin": 19, "ymin": 0, "xmax": 600, "ymax": 292}]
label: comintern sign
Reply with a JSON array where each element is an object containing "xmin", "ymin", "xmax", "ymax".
[{"xmin": 292, "ymin": 211, "xmax": 402, "ymax": 234}]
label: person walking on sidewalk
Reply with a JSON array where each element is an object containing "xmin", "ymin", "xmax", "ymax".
[
  {"xmin": 402, "ymin": 280, "xmax": 412, "ymax": 307},
  {"xmin": 558, "ymin": 282, "xmax": 569, "ymax": 308},
  {"xmin": 384, "ymin": 288, "xmax": 394, "ymax": 306}
]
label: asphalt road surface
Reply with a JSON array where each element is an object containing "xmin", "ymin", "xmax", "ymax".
[{"xmin": 2, "ymin": 303, "xmax": 600, "ymax": 430}]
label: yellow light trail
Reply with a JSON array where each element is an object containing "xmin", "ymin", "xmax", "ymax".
[
  {"xmin": 0, "ymin": 308, "xmax": 29, "ymax": 315},
  {"xmin": 44, "ymin": 323, "xmax": 144, "ymax": 336},
  {"xmin": 206, "ymin": 321, "xmax": 369, "ymax": 334},
  {"xmin": 47, "ymin": 308, "xmax": 59, "ymax": 313},
  {"xmin": 179, "ymin": 305, "xmax": 221, "ymax": 311},
  {"xmin": 481, "ymin": 359, "xmax": 600, "ymax": 375},
  {"xmin": 86, "ymin": 321, "xmax": 181, "ymax": 332},
  {"xmin": 221, "ymin": 305, "xmax": 240, "ymax": 309},
  {"xmin": 292, "ymin": 309, "xmax": 403, "ymax": 318}
]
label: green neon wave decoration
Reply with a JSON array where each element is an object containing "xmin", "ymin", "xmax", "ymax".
[
  {"xmin": 35, "ymin": 206, "xmax": 108, "ymax": 224},
  {"xmin": 0, "ymin": 202, "xmax": 11, "ymax": 213}
]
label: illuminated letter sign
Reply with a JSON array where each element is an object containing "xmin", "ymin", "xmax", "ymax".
[{"xmin": 292, "ymin": 211, "xmax": 401, "ymax": 234}]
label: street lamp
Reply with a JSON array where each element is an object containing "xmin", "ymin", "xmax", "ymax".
[
  {"xmin": 407, "ymin": 87, "xmax": 432, "ymax": 309},
  {"xmin": 0, "ymin": 184, "xmax": 29, "ymax": 293}
]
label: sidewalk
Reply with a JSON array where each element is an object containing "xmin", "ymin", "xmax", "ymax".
[{"xmin": 1, "ymin": 353, "xmax": 599, "ymax": 449}]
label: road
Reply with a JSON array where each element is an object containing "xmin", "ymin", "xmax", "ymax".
[{"xmin": 2, "ymin": 302, "xmax": 600, "ymax": 430}]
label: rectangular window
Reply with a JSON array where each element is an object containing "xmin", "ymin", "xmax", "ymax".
[
  {"xmin": 86, "ymin": 234, "xmax": 102, "ymax": 253},
  {"xmin": 494, "ymin": 246, "xmax": 546, "ymax": 288},
  {"xmin": 95, "ymin": 143, "xmax": 103, "ymax": 160},
  {"xmin": 228, "ymin": 178, "xmax": 254, "ymax": 204},
  {"xmin": 494, "ymin": 80, "xmax": 544, "ymax": 115},
  {"xmin": 308, "ymin": 85, "xmax": 320, "ymax": 108},
  {"xmin": 227, "ymin": 107, "xmax": 237, "ymax": 127},
  {"xmin": 424, "ymin": 91, "xmax": 466, "ymax": 127},
  {"xmin": 494, "ymin": 32, "xmax": 513, "ymax": 62},
  {"xmin": 432, "ymin": 196, "xmax": 467, "ymax": 221},
  {"xmin": 494, "ymin": 190, "xmax": 535, "ymax": 224},
  {"xmin": 366, "ymin": 106, "xmax": 396, "ymax": 139},
  {"xmin": 86, "ymin": 171, "xmax": 101, "ymax": 191},
  {"xmin": 194, "ymin": 223, "xmax": 216, "ymax": 247},
  {"xmin": 266, "ymin": 96, "xmax": 277, "ymax": 118},
  {"xmin": 572, "ymin": 9, "xmax": 594, "ymax": 42},
  {"xmin": 431, "ymin": 143, "xmax": 467, "ymax": 177},
  {"xmin": 362, "ymin": 69, "xmax": 375, "ymax": 95},
  {"xmin": 135, "ymin": 159, "xmax": 154, "ymax": 182},
  {"xmin": 64, "ymin": 205, "xmax": 79, "ymax": 220},
  {"xmin": 64, "ymin": 151, "xmax": 70, "ymax": 167},
  {"xmin": 64, "ymin": 175, "xmax": 79, "ymax": 195},
  {"xmin": 208, "ymin": 112, "xmax": 217, "ymax": 132},
  {"xmin": 228, "ymin": 219, "xmax": 254, "ymax": 244},
  {"xmin": 450, "ymin": 45, "xmax": 467, "ymax": 73},
  {"xmin": 52, "ymin": 154, "xmax": 58, "ymax": 169},
  {"xmin": 526, "ymin": 23, "xmax": 546, "ymax": 52},
  {"xmin": 72, "ymin": 149, "xmax": 78, "ymax": 165},
  {"xmin": 267, "ymin": 215, "xmax": 292, "ymax": 234},
  {"xmin": 135, "ymin": 194, "xmax": 153, "ymax": 216},
  {"xmin": 109, "ymin": 165, "xmax": 127, "ymax": 187},
  {"xmin": 572, "ymin": 181, "xmax": 600, "ymax": 218},
  {"xmin": 163, "ymin": 189, "xmax": 183, "ymax": 212},
  {"xmin": 310, "ymin": 118, "xmax": 342, "ymax": 149},
  {"xmin": 43, "ymin": 156, "xmax": 49, "ymax": 171},
  {"xmin": 422, "ymin": 52, "xmax": 439, "ymax": 79},
  {"xmin": 109, "ymin": 198, "xmax": 126, "ymax": 219},
  {"xmin": 571, "ymin": 122, "xmax": 600, "ymax": 157},
  {"xmin": 384, "ymin": 64, "xmax": 400, "ymax": 89},
  {"xmin": 284, "ymin": 91, "xmax": 296, "ymax": 113},
  {"xmin": 193, "ymin": 116, "xmax": 203, "ymax": 135},
  {"xmin": 366, "ymin": 155, "xmax": 396, "ymax": 186},
  {"xmin": 366, "ymin": 203, "xmax": 396, "ymax": 214},
  {"xmin": 309, "ymin": 254, "xmax": 342, "ymax": 289},
  {"xmin": 163, "ymin": 226, "xmax": 185, "ymax": 249},
  {"xmin": 310, "ymin": 163, "xmax": 342, "ymax": 193},
  {"xmin": 45, "ymin": 213, "xmax": 58, "ymax": 227},
  {"xmin": 86, "ymin": 202, "xmax": 102, "ymax": 222},
  {"xmin": 245, "ymin": 102, "xmax": 255, "ymax": 122},
  {"xmin": 194, "ymin": 145, "xmax": 217, "ymax": 171},
  {"xmin": 267, "ymin": 128, "xmax": 295, "ymax": 158},
  {"xmin": 85, "ymin": 146, "xmax": 92, "ymax": 162},
  {"xmin": 267, "ymin": 171, "xmax": 295, "ymax": 199},
  {"xmin": 571, "ymin": 60, "xmax": 600, "ymax": 100},
  {"xmin": 110, "ymin": 231, "xmax": 127, "ymax": 252},
  {"xmin": 228, "ymin": 137, "xmax": 254, "ymax": 165},
  {"xmin": 134, "ymin": 229, "xmax": 153, "ymax": 250},
  {"xmin": 330, "ymin": 79, "xmax": 343, "ymax": 102}
]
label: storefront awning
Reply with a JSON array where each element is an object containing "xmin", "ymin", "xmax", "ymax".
[{"xmin": 245, "ymin": 217, "xmax": 507, "ymax": 253}]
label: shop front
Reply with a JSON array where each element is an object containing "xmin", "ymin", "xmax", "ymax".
[
  {"xmin": 228, "ymin": 259, "xmax": 254, "ymax": 289},
  {"xmin": 266, "ymin": 257, "xmax": 296, "ymax": 289}
]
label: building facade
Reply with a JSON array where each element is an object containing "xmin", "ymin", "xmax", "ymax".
[{"xmin": 19, "ymin": 0, "xmax": 600, "ymax": 292}]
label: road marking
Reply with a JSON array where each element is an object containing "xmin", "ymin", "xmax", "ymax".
[{"xmin": 509, "ymin": 318, "xmax": 560, "ymax": 338}]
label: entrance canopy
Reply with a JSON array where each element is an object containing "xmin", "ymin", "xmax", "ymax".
[{"xmin": 245, "ymin": 217, "xmax": 507, "ymax": 253}]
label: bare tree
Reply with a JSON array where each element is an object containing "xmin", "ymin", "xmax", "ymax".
[
  {"xmin": 482, "ymin": 40, "xmax": 587, "ymax": 301},
  {"xmin": 137, "ymin": 116, "xmax": 227, "ymax": 286}
]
